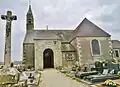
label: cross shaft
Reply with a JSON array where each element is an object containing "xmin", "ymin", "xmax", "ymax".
[{"xmin": 1, "ymin": 11, "xmax": 17, "ymax": 67}]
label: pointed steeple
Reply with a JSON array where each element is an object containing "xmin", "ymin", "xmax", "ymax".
[
  {"xmin": 27, "ymin": 0, "xmax": 32, "ymax": 15},
  {"xmin": 28, "ymin": 5, "xmax": 32, "ymax": 13},
  {"xmin": 26, "ymin": 0, "xmax": 34, "ymax": 32}
]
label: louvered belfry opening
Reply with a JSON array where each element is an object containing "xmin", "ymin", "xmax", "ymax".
[{"xmin": 43, "ymin": 48, "xmax": 54, "ymax": 68}]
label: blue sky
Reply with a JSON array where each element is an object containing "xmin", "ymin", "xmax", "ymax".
[{"xmin": 0, "ymin": 0, "xmax": 120, "ymax": 62}]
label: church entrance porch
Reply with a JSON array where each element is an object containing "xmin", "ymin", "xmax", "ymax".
[{"xmin": 43, "ymin": 48, "xmax": 54, "ymax": 69}]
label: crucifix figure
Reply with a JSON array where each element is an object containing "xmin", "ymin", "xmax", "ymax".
[{"xmin": 1, "ymin": 11, "xmax": 17, "ymax": 67}]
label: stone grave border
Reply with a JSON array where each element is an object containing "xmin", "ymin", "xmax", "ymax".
[{"xmin": 60, "ymin": 71, "xmax": 92, "ymax": 87}]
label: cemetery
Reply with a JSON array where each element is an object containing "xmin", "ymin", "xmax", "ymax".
[
  {"xmin": 59, "ymin": 60, "xmax": 120, "ymax": 87},
  {"xmin": 0, "ymin": 62, "xmax": 41, "ymax": 87}
]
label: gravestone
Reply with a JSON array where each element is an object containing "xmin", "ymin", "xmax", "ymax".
[
  {"xmin": 95, "ymin": 61, "xmax": 103, "ymax": 74},
  {"xmin": 108, "ymin": 62, "xmax": 119, "ymax": 74}
]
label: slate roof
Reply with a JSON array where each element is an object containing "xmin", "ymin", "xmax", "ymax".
[
  {"xmin": 34, "ymin": 30, "xmax": 62, "ymax": 40},
  {"xmin": 73, "ymin": 18, "xmax": 111, "ymax": 38},
  {"xmin": 23, "ymin": 30, "xmax": 74, "ymax": 43},
  {"xmin": 23, "ymin": 18, "xmax": 111, "ymax": 43},
  {"xmin": 112, "ymin": 40, "xmax": 120, "ymax": 49}
]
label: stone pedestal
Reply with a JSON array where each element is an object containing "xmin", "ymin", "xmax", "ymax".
[{"xmin": 0, "ymin": 67, "xmax": 20, "ymax": 85}]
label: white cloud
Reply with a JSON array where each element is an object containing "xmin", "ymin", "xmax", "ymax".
[{"xmin": 0, "ymin": 0, "xmax": 120, "ymax": 61}]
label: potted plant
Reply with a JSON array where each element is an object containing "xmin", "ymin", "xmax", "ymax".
[{"xmin": 104, "ymin": 80, "xmax": 117, "ymax": 87}]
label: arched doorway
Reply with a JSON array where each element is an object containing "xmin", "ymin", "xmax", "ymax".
[{"xmin": 43, "ymin": 48, "xmax": 54, "ymax": 68}]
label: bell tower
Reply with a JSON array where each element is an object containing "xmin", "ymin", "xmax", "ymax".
[{"xmin": 26, "ymin": 1, "xmax": 34, "ymax": 32}]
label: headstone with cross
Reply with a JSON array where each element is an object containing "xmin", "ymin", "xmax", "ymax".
[{"xmin": 1, "ymin": 11, "xmax": 17, "ymax": 67}]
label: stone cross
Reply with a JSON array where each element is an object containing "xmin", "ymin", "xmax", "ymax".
[{"xmin": 1, "ymin": 11, "xmax": 17, "ymax": 67}]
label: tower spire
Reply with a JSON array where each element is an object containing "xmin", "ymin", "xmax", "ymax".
[
  {"xmin": 29, "ymin": 0, "xmax": 31, "ymax": 5},
  {"xmin": 28, "ymin": 0, "xmax": 32, "ymax": 13},
  {"xmin": 26, "ymin": 0, "xmax": 34, "ymax": 32}
]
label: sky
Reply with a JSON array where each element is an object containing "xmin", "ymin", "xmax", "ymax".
[{"xmin": 0, "ymin": 0, "xmax": 120, "ymax": 62}]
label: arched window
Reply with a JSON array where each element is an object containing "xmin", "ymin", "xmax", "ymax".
[{"xmin": 91, "ymin": 39, "xmax": 100, "ymax": 55}]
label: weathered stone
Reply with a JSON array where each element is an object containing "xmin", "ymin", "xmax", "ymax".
[
  {"xmin": 85, "ymin": 74, "xmax": 119, "ymax": 83},
  {"xmin": 11, "ymin": 80, "xmax": 27, "ymax": 87},
  {"xmin": 34, "ymin": 40, "xmax": 62, "ymax": 70},
  {"xmin": 1, "ymin": 11, "xmax": 17, "ymax": 67},
  {"xmin": 0, "ymin": 67, "xmax": 20, "ymax": 85},
  {"xmin": 60, "ymin": 68, "xmax": 72, "ymax": 73},
  {"xmin": 75, "ymin": 71, "xmax": 98, "ymax": 79},
  {"xmin": 69, "ymin": 71, "xmax": 76, "ymax": 77},
  {"xmin": 21, "ymin": 71, "xmax": 41, "ymax": 86}
]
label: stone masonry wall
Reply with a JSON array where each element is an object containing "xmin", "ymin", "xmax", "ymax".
[
  {"xmin": 34, "ymin": 39, "xmax": 62, "ymax": 70},
  {"xmin": 71, "ymin": 37, "xmax": 111, "ymax": 66},
  {"xmin": 62, "ymin": 52, "xmax": 76, "ymax": 67},
  {"xmin": 23, "ymin": 43, "xmax": 34, "ymax": 68}
]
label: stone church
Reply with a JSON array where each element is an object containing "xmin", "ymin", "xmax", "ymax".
[{"xmin": 23, "ymin": 4, "xmax": 112, "ymax": 70}]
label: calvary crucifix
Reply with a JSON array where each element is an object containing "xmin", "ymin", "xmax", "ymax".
[{"xmin": 1, "ymin": 11, "xmax": 17, "ymax": 67}]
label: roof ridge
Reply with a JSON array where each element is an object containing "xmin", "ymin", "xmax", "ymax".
[
  {"xmin": 86, "ymin": 18, "xmax": 111, "ymax": 36},
  {"xmin": 74, "ymin": 18, "xmax": 87, "ymax": 32},
  {"xmin": 73, "ymin": 18, "xmax": 111, "ymax": 37}
]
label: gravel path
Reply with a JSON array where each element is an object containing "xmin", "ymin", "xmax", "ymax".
[{"xmin": 39, "ymin": 69, "xmax": 90, "ymax": 87}]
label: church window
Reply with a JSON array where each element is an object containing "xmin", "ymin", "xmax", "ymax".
[
  {"xmin": 114, "ymin": 49, "xmax": 119, "ymax": 57},
  {"xmin": 91, "ymin": 39, "xmax": 100, "ymax": 55}
]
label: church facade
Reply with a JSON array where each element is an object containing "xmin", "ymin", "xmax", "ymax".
[{"xmin": 23, "ymin": 4, "xmax": 112, "ymax": 70}]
